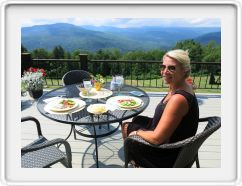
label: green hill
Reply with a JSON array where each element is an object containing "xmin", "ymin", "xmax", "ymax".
[{"xmin": 21, "ymin": 23, "xmax": 221, "ymax": 52}]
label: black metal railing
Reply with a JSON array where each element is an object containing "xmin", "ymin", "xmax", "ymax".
[{"xmin": 22, "ymin": 53, "xmax": 221, "ymax": 90}]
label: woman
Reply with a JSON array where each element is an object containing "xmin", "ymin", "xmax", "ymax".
[{"xmin": 121, "ymin": 49, "xmax": 199, "ymax": 167}]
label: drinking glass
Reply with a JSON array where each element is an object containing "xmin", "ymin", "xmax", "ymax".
[
  {"xmin": 83, "ymin": 79, "xmax": 93, "ymax": 102},
  {"xmin": 115, "ymin": 75, "xmax": 124, "ymax": 95},
  {"xmin": 83, "ymin": 80, "xmax": 92, "ymax": 94},
  {"xmin": 77, "ymin": 83, "xmax": 87, "ymax": 96}
]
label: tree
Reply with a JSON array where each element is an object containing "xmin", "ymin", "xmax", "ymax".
[
  {"xmin": 64, "ymin": 51, "xmax": 71, "ymax": 59},
  {"xmin": 202, "ymin": 41, "xmax": 221, "ymax": 62},
  {"xmin": 32, "ymin": 48, "xmax": 49, "ymax": 59},
  {"xmin": 173, "ymin": 40, "xmax": 203, "ymax": 62},
  {"xmin": 71, "ymin": 49, "xmax": 81, "ymax": 59},
  {"xmin": 52, "ymin": 45, "xmax": 65, "ymax": 59},
  {"xmin": 21, "ymin": 44, "xmax": 28, "ymax": 53}
]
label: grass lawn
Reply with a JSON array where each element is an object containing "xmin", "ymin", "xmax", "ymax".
[
  {"xmin": 139, "ymin": 87, "xmax": 221, "ymax": 94},
  {"xmin": 44, "ymin": 76, "xmax": 221, "ymax": 94}
]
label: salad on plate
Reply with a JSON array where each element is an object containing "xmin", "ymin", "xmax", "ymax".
[
  {"xmin": 115, "ymin": 96, "xmax": 142, "ymax": 109},
  {"xmin": 50, "ymin": 99, "xmax": 78, "ymax": 112}
]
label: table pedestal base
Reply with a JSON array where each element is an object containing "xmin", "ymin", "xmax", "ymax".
[{"xmin": 73, "ymin": 122, "xmax": 121, "ymax": 168}]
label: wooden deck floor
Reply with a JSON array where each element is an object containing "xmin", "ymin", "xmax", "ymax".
[{"xmin": 21, "ymin": 91, "xmax": 221, "ymax": 168}]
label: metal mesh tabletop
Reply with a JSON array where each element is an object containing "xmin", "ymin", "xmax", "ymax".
[{"xmin": 37, "ymin": 83, "xmax": 150, "ymax": 126}]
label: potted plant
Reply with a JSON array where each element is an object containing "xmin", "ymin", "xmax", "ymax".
[
  {"xmin": 21, "ymin": 67, "xmax": 46, "ymax": 99},
  {"xmin": 91, "ymin": 74, "xmax": 105, "ymax": 91}
]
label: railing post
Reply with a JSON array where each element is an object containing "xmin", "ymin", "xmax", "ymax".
[
  {"xmin": 79, "ymin": 54, "xmax": 88, "ymax": 71},
  {"xmin": 21, "ymin": 53, "xmax": 33, "ymax": 75}
]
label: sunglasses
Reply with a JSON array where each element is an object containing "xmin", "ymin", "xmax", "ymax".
[{"xmin": 160, "ymin": 64, "xmax": 176, "ymax": 72}]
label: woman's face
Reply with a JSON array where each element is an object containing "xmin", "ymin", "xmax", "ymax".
[{"xmin": 161, "ymin": 55, "xmax": 186, "ymax": 85}]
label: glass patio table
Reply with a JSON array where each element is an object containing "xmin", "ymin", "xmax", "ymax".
[{"xmin": 37, "ymin": 82, "xmax": 150, "ymax": 168}]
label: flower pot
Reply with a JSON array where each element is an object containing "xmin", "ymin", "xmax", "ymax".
[{"xmin": 28, "ymin": 89, "xmax": 43, "ymax": 99}]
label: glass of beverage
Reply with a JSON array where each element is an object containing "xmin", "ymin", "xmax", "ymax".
[
  {"xmin": 83, "ymin": 79, "xmax": 92, "ymax": 95},
  {"xmin": 115, "ymin": 75, "xmax": 124, "ymax": 95},
  {"xmin": 83, "ymin": 79, "xmax": 93, "ymax": 101},
  {"xmin": 77, "ymin": 83, "xmax": 87, "ymax": 96}
]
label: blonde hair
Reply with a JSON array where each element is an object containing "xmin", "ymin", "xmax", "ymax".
[{"xmin": 163, "ymin": 49, "xmax": 191, "ymax": 78}]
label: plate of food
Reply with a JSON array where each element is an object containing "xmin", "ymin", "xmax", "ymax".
[
  {"xmin": 49, "ymin": 98, "xmax": 79, "ymax": 112},
  {"xmin": 107, "ymin": 96, "xmax": 143, "ymax": 109},
  {"xmin": 87, "ymin": 104, "xmax": 108, "ymax": 115},
  {"xmin": 79, "ymin": 88, "xmax": 113, "ymax": 99}
]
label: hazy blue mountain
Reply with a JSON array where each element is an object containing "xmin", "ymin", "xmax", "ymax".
[
  {"xmin": 82, "ymin": 25, "xmax": 220, "ymax": 42},
  {"xmin": 22, "ymin": 23, "xmax": 164, "ymax": 52},
  {"xmin": 194, "ymin": 32, "xmax": 221, "ymax": 45},
  {"xmin": 21, "ymin": 23, "xmax": 221, "ymax": 52}
]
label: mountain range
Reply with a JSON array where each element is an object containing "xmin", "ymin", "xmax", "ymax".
[{"xmin": 21, "ymin": 23, "xmax": 221, "ymax": 52}]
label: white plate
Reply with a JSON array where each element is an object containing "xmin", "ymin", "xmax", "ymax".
[
  {"xmin": 79, "ymin": 88, "xmax": 113, "ymax": 99},
  {"xmin": 87, "ymin": 104, "xmax": 108, "ymax": 115},
  {"xmin": 49, "ymin": 98, "xmax": 78, "ymax": 112},
  {"xmin": 106, "ymin": 96, "xmax": 143, "ymax": 110},
  {"xmin": 44, "ymin": 98, "xmax": 86, "ymax": 114}
]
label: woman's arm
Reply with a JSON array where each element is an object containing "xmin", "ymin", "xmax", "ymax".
[{"xmin": 129, "ymin": 94, "xmax": 189, "ymax": 145}]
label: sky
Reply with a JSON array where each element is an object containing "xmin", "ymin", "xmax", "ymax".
[{"xmin": 22, "ymin": 18, "xmax": 220, "ymax": 28}]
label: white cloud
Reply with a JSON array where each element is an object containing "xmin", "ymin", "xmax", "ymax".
[
  {"xmin": 22, "ymin": 18, "xmax": 220, "ymax": 28},
  {"xmin": 187, "ymin": 18, "xmax": 220, "ymax": 27}
]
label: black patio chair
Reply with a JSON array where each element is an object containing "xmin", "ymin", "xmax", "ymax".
[
  {"xmin": 21, "ymin": 116, "xmax": 72, "ymax": 168},
  {"xmin": 124, "ymin": 116, "xmax": 221, "ymax": 168},
  {"xmin": 62, "ymin": 70, "xmax": 91, "ymax": 86}
]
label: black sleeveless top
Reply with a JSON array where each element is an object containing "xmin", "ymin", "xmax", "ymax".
[
  {"xmin": 126, "ymin": 90, "xmax": 199, "ymax": 167},
  {"xmin": 150, "ymin": 90, "xmax": 199, "ymax": 143}
]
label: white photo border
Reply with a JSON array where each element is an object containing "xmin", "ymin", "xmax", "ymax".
[{"xmin": 1, "ymin": 0, "xmax": 242, "ymax": 185}]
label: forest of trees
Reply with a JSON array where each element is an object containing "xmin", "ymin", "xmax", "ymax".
[
  {"xmin": 21, "ymin": 39, "xmax": 221, "ymax": 81},
  {"xmin": 22, "ymin": 39, "xmax": 221, "ymax": 62}
]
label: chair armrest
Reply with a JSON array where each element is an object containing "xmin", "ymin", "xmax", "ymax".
[
  {"xmin": 22, "ymin": 138, "xmax": 66, "ymax": 152},
  {"xmin": 125, "ymin": 135, "xmax": 194, "ymax": 149},
  {"xmin": 125, "ymin": 116, "xmax": 221, "ymax": 149},
  {"xmin": 21, "ymin": 116, "xmax": 43, "ymax": 137},
  {"xmin": 199, "ymin": 116, "xmax": 221, "ymax": 131},
  {"xmin": 198, "ymin": 117, "xmax": 210, "ymax": 122}
]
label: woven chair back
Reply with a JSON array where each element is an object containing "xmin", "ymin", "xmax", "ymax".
[
  {"xmin": 173, "ymin": 117, "xmax": 221, "ymax": 167},
  {"xmin": 62, "ymin": 70, "xmax": 91, "ymax": 86}
]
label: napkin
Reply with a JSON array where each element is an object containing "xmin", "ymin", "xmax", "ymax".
[{"xmin": 129, "ymin": 91, "xmax": 144, "ymax": 97}]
